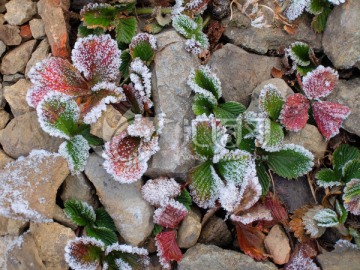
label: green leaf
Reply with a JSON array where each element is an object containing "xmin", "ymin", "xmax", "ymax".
[
  {"xmin": 59, "ymin": 135, "xmax": 90, "ymax": 174},
  {"xmin": 130, "ymin": 41, "xmax": 155, "ymax": 63},
  {"xmin": 218, "ymin": 102, "xmax": 246, "ymax": 116},
  {"xmin": 236, "ymin": 122, "xmax": 256, "ymax": 153},
  {"xmin": 297, "ymin": 64, "xmax": 317, "ymax": 76},
  {"xmin": 256, "ymin": 161, "xmax": 271, "ymax": 195},
  {"xmin": 214, "ymin": 101, "xmax": 246, "ymax": 126},
  {"xmin": 78, "ymin": 24, "xmax": 105, "ymax": 37},
  {"xmin": 95, "ymin": 208, "xmax": 117, "ymax": 231},
  {"xmin": 343, "ymin": 179, "xmax": 360, "ymax": 203},
  {"xmin": 316, "ymin": 168, "xmax": 341, "ymax": 188},
  {"xmin": 289, "ymin": 42, "xmax": 311, "ymax": 66},
  {"xmin": 194, "ymin": 31, "xmax": 209, "ymax": 49},
  {"xmin": 77, "ymin": 124, "xmax": 104, "ymax": 146},
  {"xmin": 175, "ymin": 189, "xmax": 192, "ymax": 210},
  {"xmin": 193, "ymin": 94, "xmax": 217, "ymax": 116},
  {"xmin": 120, "ymin": 50, "xmax": 132, "ymax": 79},
  {"xmin": 189, "ymin": 160, "xmax": 223, "ymax": 208},
  {"xmin": 143, "ymin": 22, "xmax": 163, "ymax": 34},
  {"xmin": 259, "ymin": 85, "xmax": 284, "ymax": 120},
  {"xmin": 64, "ymin": 199, "xmax": 96, "ymax": 226},
  {"xmin": 81, "ymin": 4, "xmax": 118, "ymax": 29},
  {"xmin": 335, "ymin": 200, "xmax": 348, "ymax": 224},
  {"xmin": 191, "ymin": 67, "xmax": 222, "ymax": 100},
  {"xmin": 85, "ymin": 225, "xmax": 118, "ymax": 245},
  {"xmin": 265, "ymin": 144, "xmax": 314, "ymax": 179},
  {"xmin": 333, "ymin": 144, "xmax": 360, "ymax": 178},
  {"xmin": 314, "ymin": 208, "xmax": 339, "ymax": 227},
  {"xmin": 311, "ymin": 5, "xmax": 331, "ymax": 33},
  {"xmin": 152, "ymin": 224, "xmax": 164, "ymax": 236},
  {"xmin": 115, "ymin": 17, "xmax": 137, "ymax": 44},
  {"xmin": 172, "ymin": 14, "xmax": 198, "ymax": 39},
  {"xmin": 261, "ymin": 119, "xmax": 284, "ymax": 152},
  {"xmin": 342, "ymin": 159, "xmax": 360, "ymax": 183},
  {"xmin": 308, "ymin": 0, "xmax": 326, "ymax": 15}
]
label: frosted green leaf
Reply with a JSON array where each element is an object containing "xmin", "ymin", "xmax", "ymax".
[
  {"xmin": 64, "ymin": 199, "xmax": 96, "ymax": 226},
  {"xmin": 175, "ymin": 189, "xmax": 192, "ymax": 210},
  {"xmin": 314, "ymin": 208, "xmax": 339, "ymax": 227},
  {"xmin": 343, "ymin": 179, "xmax": 360, "ymax": 215},
  {"xmin": 261, "ymin": 119, "xmax": 284, "ymax": 152},
  {"xmin": 85, "ymin": 226, "xmax": 118, "ymax": 246},
  {"xmin": 333, "ymin": 144, "xmax": 360, "ymax": 177},
  {"xmin": 335, "ymin": 200, "xmax": 347, "ymax": 224},
  {"xmin": 129, "ymin": 33, "xmax": 157, "ymax": 63},
  {"xmin": 316, "ymin": 168, "xmax": 341, "ymax": 188},
  {"xmin": 192, "ymin": 94, "xmax": 217, "ymax": 116},
  {"xmin": 193, "ymin": 31, "xmax": 209, "ymax": 49},
  {"xmin": 172, "ymin": 14, "xmax": 198, "ymax": 39},
  {"xmin": 188, "ymin": 66, "xmax": 222, "ymax": 100},
  {"xmin": 342, "ymin": 160, "xmax": 360, "ymax": 183},
  {"xmin": 78, "ymin": 24, "xmax": 105, "ymax": 37},
  {"xmin": 311, "ymin": 5, "xmax": 331, "ymax": 33},
  {"xmin": 214, "ymin": 101, "xmax": 246, "ymax": 126},
  {"xmin": 256, "ymin": 161, "xmax": 271, "ymax": 195},
  {"xmin": 307, "ymin": 0, "xmax": 326, "ymax": 15},
  {"xmin": 95, "ymin": 208, "xmax": 117, "ymax": 231},
  {"xmin": 259, "ymin": 84, "xmax": 284, "ymax": 121},
  {"xmin": 80, "ymin": 3, "xmax": 119, "ymax": 30},
  {"xmin": 115, "ymin": 17, "xmax": 137, "ymax": 44},
  {"xmin": 120, "ymin": 50, "xmax": 132, "ymax": 79},
  {"xmin": 288, "ymin": 42, "xmax": 311, "ymax": 67}
]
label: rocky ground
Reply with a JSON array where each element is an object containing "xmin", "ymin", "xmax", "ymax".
[{"xmin": 0, "ymin": 0, "xmax": 360, "ymax": 269}]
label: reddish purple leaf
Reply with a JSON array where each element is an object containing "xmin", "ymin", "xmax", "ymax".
[
  {"xmin": 153, "ymin": 200, "xmax": 188, "ymax": 228},
  {"xmin": 26, "ymin": 85, "xmax": 50, "ymax": 108},
  {"xmin": 312, "ymin": 101, "xmax": 350, "ymax": 139},
  {"xmin": 281, "ymin": 93, "xmax": 310, "ymax": 132},
  {"xmin": 302, "ymin": 65, "xmax": 338, "ymax": 100},
  {"xmin": 155, "ymin": 230, "xmax": 183, "ymax": 269}
]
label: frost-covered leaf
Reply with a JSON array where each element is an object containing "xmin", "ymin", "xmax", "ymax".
[
  {"xmin": 120, "ymin": 50, "xmax": 131, "ymax": 79},
  {"xmin": 127, "ymin": 115, "xmax": 155, "ymax": 142},
  {"xmin": 312, "ymin": 101, "xmax": 350, "ymax": 139},
  {"xmin": 231, "ymin": 203, "xmax": 273, "ymax": 225},
  {"xmin": 80, "ymin": 3, "xmax": 118, "ymax": 29},
  {"xmin": 307, "ymin": 0, "xmax": 326, "ymax": 15},
  {"xmin": 85, "ymin": 225, "xmax": 118, "ymax": 246},
  {"xmin": 289, "ymin": 206, "xmax": 312, "ymax": 242},
  {"xmin": 154, "ymin": 199, "xmax": 188, "ymax": 228},
  {"xmin": 172, "ymin": 14, "xmax": 198, "ymax": 39},
  {"xmin": 115, "ymin": 17, "xmax": 137, "ymax": 44},
  {"xmin": 333, "ymin": 144, "xmax": 360, "ymax": 178},
  {"xmin": 142, "ymin": 177, "xmax": 181, "ymax": 206},
  {"xmin": 214, "ymin": 101, "xmax": 246, "ymax": 126},
  {"xmin": 175, "ymin": 189, "xmax": 192, "ymax": 210},
  {"xmin": 266, "ymin": 144, "xmax": 314, "ymax": 179},
  {"xmin": 284, "ymin": 243, "xmax": 320, "ymax": 270},
  {"xmin": 342, "ymin": 159, "xmax": 360, "ymax": 183},
  {"xmin": 189, "ymin": 160, "xmax": 224, "ymax": 208},
  {"xmin": 26, "ymin": 86, "xmax": 52, "ymax": 109},
  {"xmin": 285, "ymin": 0, "xmax": 311, "ymax": 21},
  {"xmin": 64, "ymin": 199, "xmax": 96, "ymax": 226},
  {"xmin": 343, "ymin": 178, "xmax": 360, "ymax": 215},
  {"xmin": 280, "ymin": 93, "xmax": 310, "ymax": 132},
  {"xmin": 259, "ymin": 84, "xmax": 284, "ymax": 120},
  {"xmin": 264, "ymin": 194, "xmax": 289, "ymax": 225},
  {"xmin": 155, "ymin": 230, "xmax": 182, "ymax": 269},
  {"xmin": 59, "ymin": 135, "xmax": 90, "ymax": 174},
  {"xmin": 72, "ymin": 34, "xmax": 121, "ymax": 83},
  {"xmin": 188, "ymin": 66, "xmax": 222, "ymax": 100},
  {"xmin": 287, "ymin": 42, "xmax": 311, "ymax": 66},
  {"xmin": 302, "ymin": 65, "xmax": 338, "ymax": 100},
  {"xmin": 37, "ymin": 92, "xmax": 80, "ymax": 139},
  {"xmin": 95, "ymin": 208, "xmax": 117, "ymax": 231},
  {"xmin": 256, "ymin": 161, "xmax": 271, "ymax": 195},
  {"xmin": 313, "ymin": 208, "xmax": 339, "ymax": 227},
  {"xmin": 78, "ymin": 24, "xmax": 105, "ymax": 37},
  {"xmin": 302, "ymin": 205, "xmax": 326, "ymax": 238},
  {"xmin": 311, "ymin": 5, "xmax": 331, "ymax": 33},
  {"xmin": 335, "ymin": 200, "xmax": 348, "ymax": 224},
  {"xmin": 129, "ymin": 33, "xmax": 157, "ymax": 63},
  {"xmin": 316, "ymin": 168, "xmax": 341, "ymax": 188},
  {"xmin": 192, "ymin": 93, "xmax": 217, "ymax": 116},
  {"xmin": 185, "ymin": 0, "xmax": 209, "ymax": 15},
  {"xmin": 64, "ymin": 237, "xmax": 104, "ymax": 270},
  {"xmin": 260, "ymin": 119, "xmax": 284, "ymax": 152}
]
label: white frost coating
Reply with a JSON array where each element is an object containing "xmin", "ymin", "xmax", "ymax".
[
  {"xmin": 334, "ymin": 239, "xmax": 360, "ymax": 253},
  {"xmin": 281, "ymin": 143, "xmax": 314, "ymax": 174},
  {"xmin": 343, "ymin": 178, "xmax": 360, "ymax": 215},
  {"xmin": 138, "ymin": 136, "xmax": 160, "ymax": 162},
  {"xmin": 80, "ymin": 3, "xmax": 112, "ymax": 16},
  {"xmin": 153, "ymin": 199, "xmax": 188, "ymax": 227},
  {"xmin": 313, "ymin": 208, "xmax": 339, "ymax": 227},
  {"xmin": 172, "ymin": 0, "xmax": 185, "ymax": 15},
  {"xmin": 64, "ymin": 200, "xmax": 96, "ymax": 222},
  {"xmin": 286, "ymin": 249, "xmax": 320, "ymax": 270},
  {"xmin": 114, "ymin": 259, "xmax": 132, "ymax": 270},
  {"xmin": 284, "ymin": 0, "xmax": 311, "ymax": 21},
  {"xmin": 105, "ymin": 243, "xmax": 149, "ymax": 256},
  {"xmin": 127, "ymin": 115, "xmax": 156, "ymax": 141},
  {"xmin": 285, "ymin": 41, "xmax": 310, "ymax": 67},
  {"xmin": 186, "ymin": 0, "xmax": 208, "ymax": 14},
  {"xmin": 258, "ymin": 83, "xmax": 284, "ymax": 113},
  {"xmin": 328, "ymin": 0, "xmax": 345, "ymax": 5},
  {"xmin": 64, "ymin": 237, "xmax": 105, "ymax": 270},
  {"xmin": 316, "ymin": 179, "xmax": 342, "ymax": 189},
  {"xmin": 172, "ymin": 14, "xmax": 197, "ymax": 36},
  {"xmin": 37, "ymin": 91, "xmax": 80, "ymax": 140},
  {"xmin": 59, "ymin": 135, "xmax": 90, "ymax": 175},
  {"xmin": 142, "ymin": 177, "xmax": 181, "ymax": 206},
  {"xmin": 130, "ymin": 33, "xmax": 157, "ymax": 50},
  {"xmin": 185, "ymin": 38, "xmax": 202, "ymax": 55},
  {"xmin": 231, "ymin": 204, "xmax": 273, "ymax": 224},
  {"xmin": 72, "ymin": 34, "xmax": 121, "ymax": 82},
  {"xmin": 130, "ymin": 58, "xmax": 153, "ymax": 108},
  {"xmin": 302, "ymin": 205, "xmax": 326, "ymax": 238},
  {"xmin": 26, "ymin": 85, "xmax": 49, "ymax": 109},
  {"xmin": 83, "ymin": 94, "xmax": 120, "ymax": 124},
  {"xmin": 155, "ymin": 112, "xmax": 166, "ymax": 135},
  {"xmin": 219, "ymin": 182, "xmax": 242, "ymax": 212}
]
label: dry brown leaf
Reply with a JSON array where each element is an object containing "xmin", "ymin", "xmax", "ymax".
[
  {"xmin": 289, "ymin": 205, "xmax": 312, "ymax": 243},
  {"xmin": 271, "ymin": 67, "xmax": 284, "ymax": 78}
]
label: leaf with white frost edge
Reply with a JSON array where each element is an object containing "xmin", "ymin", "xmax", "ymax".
[
  {"xmin": 313, "ymin": 208, "xmax": 339, "ymax": 227},
  {"xmin": 187, "ymin": 66, "xmax": 222, "ymax": 100},
  {"xmin": 64, "ymin": 199, "xmax": 96, "ymax": 226},
  {"xmin": 284, "ymin": 0, "xmax": 312, "ymax": 21},
  {"xmin": 155, "ymin": 230, "xmax": 182, "ymax": 269},
  {"xmin": 286, "ymin": 41, "xmax": 311, "ymax": 66},
  {"xmin": 142, "ymin": 177, "xmax": 181, "ymax": 206},
  {"xmin": 333, "ymin": 144, "xmax": 360, "ymax": 178},
  {"xmin": 342, "ymin": 159, "xmax": 360, "ymax": 183},
  {"xmin": 258, "ymin": 84, "xmax": 284, "ymax": 121},
  {"xmin": 316, "ymin": 168, "xmax": 341, "ymax": 188},
  {"xmin": 302, "ymin": 205, "xmax": 326, "ymax": 238},
  {"xmin": 153, "ymin": 199, "xmax": 188, "ymax": 228},
  {"xmin": 127, "ymin": 114, "xmax": 156, "ymax": 141},
  {"xmin": 343, "ymin": 179, "xmax": 360, "ymax": 216}
]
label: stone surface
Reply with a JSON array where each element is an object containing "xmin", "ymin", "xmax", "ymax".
[
  {"xmin": 318, "ymin": 249, "xmax": 360, "ymax": 270},
  {"xmin": 0, "ymin": 150, "xmax": 69, "ymax": 221},
  {"xmin": 4, "ymin": 0, "xmax": 37, "ymax": 25},
  {"xmin": 0, "ymin": 40, "xmax": 36, "ymax": 75},
  {"xmin": 0, "ymin": 216, "xmax": 28, "ymax": 236},
  {"xmin": 0, "ymin": 40, "xmax": 5, "ymax": 57},
  {"xmin": 0, "ymin": 112, "xmax": 64, "ymax": 158},
  {"xmin": 208, "ymin": 44, "xmax": 281, "ymax": 106},
  {"xmin": 0, "ymin": 236, "xmax": 17, "ymax": 268},
  {"xmin": 25, "ymin": 38, "xmax": 50, "ymax": 76},
  {"xmin": 52, "ymin": 205, "xmax": 77, "ymax": 230},
  {"xmin": 223, "ymin": 9, "xmax": 322, "ymax": 54},
  {"xmin": 3, "ymin": 73, "xmax": 25, "ymax": 83},
  {"xmin": 30, "ymin": 222, "xmax": 75, "ymax": 270},
  {"xmin": 198, "ymin": 216, "xmax": 232, "ymax": 247},
  {"xmin": 85, "ymin": 153, "xmax": 154, "ymax": 246},
  {"xmin": 178, "ymin": 244, "xmax": 277, "ymax": 270},
  {"xmin": 323, "ymin": 0, "xmax": 360, "ymax": 69},
  {"xmin": 4, "ymin": 79, "xmax": 33, "ymax": 116},
  {"xmin": 0, "ymin": 84, "xmax": 5, "ymax": 109},
  {"xmin": 90, "ymin": 105, "xmax": 128, "ymax": 141},
  {"xmin": 37, "ymin": 0, "xmax": 70, "ymax": 58},
  {"xmin": 0, "ymin": 149, "xmax": 14, "ymax": 169},
  {"xmin": 29, "ymin": 18, "xmax": 45, "ymax": 39},
  {"xmin": 147, "ymin": 30, "xmax": 198, "ymax": 179},
  {"xmin": 177, "ymin": 208, "xmax": 202, "ymax": 248},
  {"xmin": 0, "ymin": 109, "xmax": 10, "ymax": 129},
  {"xmin": 325, "ymin": 78, "xmax": 360, "ymax": 137},
  {"xmin": 20, "ymin": 24, "xmax": 32, "ymax": 40},
  {"xmin": 264, "ymin": 225, "xmax": 291, "ymax": 265},
  {"xmin": 0, "ymin": 14, "xmax": 5, "ymax": 24},
  {"xmin": 284, "ymin": 124, "xmax": 328, "ymax": 161},
  {"xmin": 0, "ymin": 24, "xmax": 21, "ymax": 46}
]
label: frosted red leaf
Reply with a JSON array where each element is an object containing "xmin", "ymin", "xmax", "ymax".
[
  {"xmin": 153, "ymin": 199, "xmax": 188, "ymax": 228},
  {"xmin": 155, "ymin": 230, "xmax": 183, "ymax": 269},
  {"xmin": 26, "ymin": 85, "xmax": 50, "ymax": 108},
  {"xmin": 280, "ymin": 93, "xmax": 310, "ymax": 132},
  {"xmin": 312, "ymin": 101, "xmax": 350, "ymax": 139},
  {"xmin": 302, "ymin": 65, "xmax": 338, "ymax": 100},
  {"xmin": 264, "ymin": 194, "xmax": 288, "ymax": 225}
]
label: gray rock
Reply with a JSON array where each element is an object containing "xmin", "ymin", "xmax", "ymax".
[
  {"xmin": 3, "ymin": 73, "xmax": 25, "ymax": 83},
  {"xmin": 208, "ymin": 44, "xmax": 281, "ymax": 106},
  {"xmin": 0, "ymin": 111, "xmax": 64, "ymax": 158},
  {"xmin": 4, "ymin": 79, "xmax": 33, "ymax": 116},
  {"xmin": 0, "ymin": 84, "xmax": 5, "ymax": 109},
  {"xmin": 0, "ymin": 109, "xmax": 10, "ymax": 129},
  {"xmin": 198, "ymin": 216, "xmax": 232, "ymax": 247},
  {"xmin": 0, "ymin": 14, "xmax": 5, "ymax": 24},
  {"xmin": 25, "ymin": 38, "xmax": 50, "ymax": 77},
  {"xmin": 4, "ymin": 0, "xmax": 37, "ymax": 25},
  {"xmin": 147, "ymin": 30, "xmax": 198, "ymax": 179},
  {"xmin": 223, "ymin": 9, "xmax": 322, "ymax": 54},
  {"xmin": 178, "ymin": 244, "xmax": 277, "ymax": 270},
  {"xmin": 0, "ymin": 150, "xmax": 69, "ymax": 222},
  {"xmin": 0, "ymin": 149, "xmax": 14, "ymax": 169},
  {"xmin": 318, "ymin": 249, "xmax": 360, "ymax": 270},
  {"xmin": 84, "ymin": 154, "xmax": 154, "ymax": 246},
  {"xmin": 0, "ymin": 24, "xmax": 21, "ymax": 46},
  {"xmin": 177, "ymin": 208, "xmax": 202, "ymax": 249},
  {"xmin": 264, "ymin": 225, "xmax": 291, "ymax": 265},
  {"xmin": 323, "ymin": 0, "xmax": 360, "ymax": 69},
  {"xmin": 0, "ymin": 40, "xmax": 5, "ymax": 57},
  {"xmin": 0, "ymin": 236, "xmax": 17, "ymax": 269},
  {"xmin": 0, "ymin": 40, "xmax": 37, "ymax": 75},
  {"xmin": 0, "ymin": 216, "xmax": 28, "ymax": 236},
  {"xmin": 325, "ymin": 78, "xmax": 360, "ymax": 137},
  {"xmin": 29, "ymin": 18, "xmax": 45, "ymax": 40}
]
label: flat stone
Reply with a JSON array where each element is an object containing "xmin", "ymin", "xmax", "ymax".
[
  {"xmin": 0, "ymin": 109, "xmax": 10, "ymax": 129},
  {"xmin": 208, "ymin": 43, "xmax": 281, "ymax": 106},
  {"xmin": 264, "ymin": 225, "xmax": 291, "ymax": 265},
  {"xmin": 4, "ymin": 0, "xmax": 37, "ymax": 25},
  {"xmin": 0, "ymin": 236, "xmax": 17, "ymax": 268},
  {"xmin": 178, "ymin": 244, "xmax": 278, "ymax": 270},
  {"xmin": 3, "ymin": 73, "xmax": 25, "ymax": 83},
  {"xmin": 147, "ymin": 30, "xmax": 198, "ymax": 179},
  {"xmin": 0, "ymin": 24, "xmax": 21, "ymax": 46},
  {"xmin": 198, "ymin": 216, "xmax": 232, "ymax": 247},
  {"xmin": 0, "ymin": 149, "xmax": 14, "ymax": 169},
  {"xmin": 0, "ymin": 40, "xmax": 37, "ymax": 75},
  {"xmin": 0, "ymin": 150, "xmax": 69, "ymax": 222},
  {"xmin": 0, "ymin": 111, "xmax": 64, "ymax": 159},
  {"xmin": 30, "ymin": 222, "xmax": 75, "ymax": 270},
  {"xmin": 37, "ymin": 0, "xmax": 70, "ymax": 58},
  {"xmin": 318, "ymin": 249, "xmax": 360, "ymax": 270},
  {"xmin": 0, "ymin": 40, "xmax": 5, "ymax": 57},
  {"xmin": 25, "ymin": 38, "xmax": 50, "ymax": 77},
  {"xmin": 4, "ymin": 79, "xmax": 33, "ymax": 116},
  {"xmin": 29, "ymin": 18, "xmax": 45, "ymax": 39},
  {"xmin": 323, "ymin": 0, "xmax": 360, "ymax": 69},
  {"xmin": 0, "ymin": 216, "xmax": 28, "ymax": 236},
  {"xmin": 325, "ymin": 78, "xmax": 360, "ymax": 137},
  {"xmin": 84, "ymin": 153, "xmax": 154, "ymax": 246},
  {"xmin": 177, "ymin": 208, "xmax": 202, "ymax": 249}
]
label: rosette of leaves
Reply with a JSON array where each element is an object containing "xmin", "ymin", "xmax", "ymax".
[{"xmin": 286, "ymin": 42, "xmax": 317, "ymax": 75}]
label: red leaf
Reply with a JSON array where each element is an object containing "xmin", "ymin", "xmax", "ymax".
[
  {"xmin": 236, "ymin": 222, "xmax": 268, "ymax": 261},
  {"xmin": 26, "ymin": 85, "xmax": 50, "ymax": 108},
  {"xmin": 154, "ymin": 200, "xmax": 188, "ymax": 228},
  {"xmin": 302, "ymin": 65, "xmax": 338, "ymax": 100},
  {"xmin": 312, "ymin": 101, "xmax": 350, "ymax": 139},
  {"xmin": 264, "ymin": 194, "xmax": 288, "ymax": 225},
  {"xmin": 155, "ymin": 230, "xmax": 183, "ymax": 269},
  {"xmin": 281, "ymin": 93, "xmax": 310, "ymax": 132},
  {"xmin": 285, "ymin": 242, "xmax": 319, "ymax": 270}
]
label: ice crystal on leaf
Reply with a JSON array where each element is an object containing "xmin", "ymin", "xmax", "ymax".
[
  {"xmin": 302, "ymin": 205, "xmax": 326, "ymax": 238},
  {"xmin": 185, "ymin": 38, "xmax": 203, "ymax": 55},
  {"xmin": 129, "ymin": 33, "xmax": 157, "ymax": 63},
  {"xmin": 258, "ymin": 84, "xmax": 284, "ymax": 121},
  {"xmin": 285, "ymin": 246, "xmax": 320, "ymax": 270},
  {"xmin": 185, "ymin": 0, "xmax": 209, "ymax": 15},
  {"xmin": 343, "ymin": 178, "xmax": 360, "ymax": 215},
  {"xmin": 127, "ymin": 115, "xmax": 156, "ymax": 141},
  {"xmin": 142, "ymin": 177, "xmax": 181, "ymax": 206},
  {"xmin": 328, "ymin": 0, "xmax": 345, "ymax": 5},
  {"xmin": 284, "ymin": 0, "xmax": 311, "ymax": 21},
  {"xmin": 153, "ymin": 199, "xmax": 188, "ymax": 228},
  {"xmin": 155, "ymin": 230, "xmax": 183, "ymax": 269},
  {"xmin": 280, "ymin": 93, "xmax": 310, "ymax": 132},
  {"xmin": 231, "ymin": 203, "xmax": 273, "ymax": 225},
  {"xmin": 313, "ymin": 208, "xmax": 339, "ymax": 227}
]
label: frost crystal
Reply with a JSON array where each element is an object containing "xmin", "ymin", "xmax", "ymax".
[
  {"xmin": 155, "ymin": 112, "xmax": 166, "ymax": 135},
  {"xmin": 343, "ymin": 178, "xmax": 360, "ymax": 215},
  {"xmin": 155, "ymin": 230, "xmax": 183, "ymax": 269},
  {"xmin": 219, "ymin": 182, "xmax": 242, "ymax": 213},
  {"xmin": 172, "ymin": 14, "xmax": 198, "ymax": 37},
  {"xmin": 285, "ymin": 42, "xmax": 310, "ymax": 67},
  {"xmin": 334, "ymin": 239, "xmax": 360, "ymax": 253},
  {"xmin": 285, "ymin": 247, "xmax": 320, "ymax": 270},
  {"xmin": 280, "ymin": 93, "xmax": 310, "ymax": 132},
  {"xmin": 185, "ymin": 38, "xmax": 203, "ymax": 55},
  {"xmin": 130, "ymin": 58, "xmax": 153, "ymax": 108},
  {"xmin": 328, "ymin": 0, "xmax": 345, "ymax": 5},
  {"xmin": 231, "ymin": 204, "xmax": 273, "ymax": 224},
  {"xmin": 284, "ymin": 0, "xmax": 311, "ymax": 21},
  {"xmin": 153, "ymin": 199, "xmax": 188, "ymax": 228},
  {"xmin": 142, "ymin": 177, "xmax": 181, "ymax": 206},
  {"xmin": 130, "ymin": 33, "xmax": 157, "ymax": 50},
  {"xmin": 187, "ymin": 66, "xmax": 222, "ymax": 100},
  {"xmin": 127, "ymin": 115, "xmax": 156, "ymax": 141},
  {"xmin": 105, "ymin": 243, "xmax": 149, "ymax": 256},
  {"xmin": 114, "ymin": 259, "xmax": 132, "ymax": 270},
  {"xmin": 302, "ymin": 205, "xmax": 326, "ymax": 238},
  {"xmin": 172, "ymin": 0, "xmax": 185, "ymax": 15},
  {"xmin": 26, "ymin": 85, "xmax": 51, "ymax": 109},
  {"xmin": 185, "ymin": 0, "xmax": 208, "ymax": 15}
]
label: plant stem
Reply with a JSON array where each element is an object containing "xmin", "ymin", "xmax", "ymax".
[
  {"xmin": 135, "ymin": 7, "xmax": 172, "ymax": 15},
  {"xmin": 202, "ymin": 15, "xmax": 211, "ymax": 28},
  {"xmin": 337, "ymin": 223, "xmax": 349, "ymax": 236}
]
